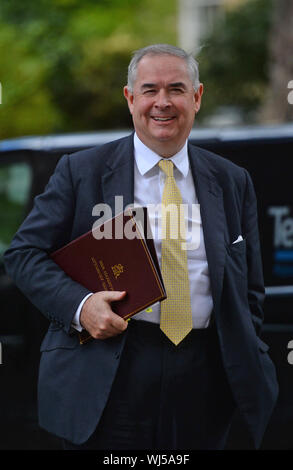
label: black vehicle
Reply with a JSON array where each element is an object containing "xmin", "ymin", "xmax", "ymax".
[{"xmin": 0, "ymin": 125, "xmax": 293, "ymax": 449}]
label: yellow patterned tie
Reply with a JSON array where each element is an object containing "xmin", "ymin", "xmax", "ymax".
[{"xmin": 159, "ymin": 159, "xmax": 193, "ymax": 345}]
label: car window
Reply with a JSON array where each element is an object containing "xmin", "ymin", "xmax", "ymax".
[{"xmin": 0, "ymin": 162, "xmax": 32, "ymax": 258}]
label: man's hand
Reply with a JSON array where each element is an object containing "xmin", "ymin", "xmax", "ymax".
[{"xmin": 80, "ymin": 291, "xmax": 128, "ymax": 339}]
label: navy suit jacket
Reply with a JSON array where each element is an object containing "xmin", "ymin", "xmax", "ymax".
[{"xmin": 4, "ymin": 134, "xmax": 278, "ymax": 446}]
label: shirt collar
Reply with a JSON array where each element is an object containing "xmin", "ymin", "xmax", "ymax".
[{"xmin": 134, "ymin": 133, "xmax": 189, "ymax": 177}]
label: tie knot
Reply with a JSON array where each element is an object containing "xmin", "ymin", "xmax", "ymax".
[{"xmin": 159, "ymin": 159, "xmax": 174, "ymax": 177}]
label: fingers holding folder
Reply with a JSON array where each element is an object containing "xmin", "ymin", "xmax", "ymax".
[{"xmin": 80, "ymin": 291, "xmax": 128, "ymax": 340}]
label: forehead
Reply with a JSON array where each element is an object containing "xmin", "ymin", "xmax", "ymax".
[{"xmin": 134, "ymin": 54, "xmax": 192, "ymax": 87}]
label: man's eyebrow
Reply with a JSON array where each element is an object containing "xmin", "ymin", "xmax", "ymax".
[
  {"xmin": 141, "ymin": 83, "xmax": 157, "ymax": 89},
  {"xmin": 169, "ymin": 82, "xmax": 187, "ymax": 89}
]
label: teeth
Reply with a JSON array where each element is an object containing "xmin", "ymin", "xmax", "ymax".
[{"xmin": 153, "ymin": 117, "xmax": 173, "ymax": 121}]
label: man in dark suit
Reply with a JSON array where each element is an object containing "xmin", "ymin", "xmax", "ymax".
[{"xmin": 4, "ymin": 44, "xmax": 278, "ymax": 450}]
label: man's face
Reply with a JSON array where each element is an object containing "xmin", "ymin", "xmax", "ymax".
[{"xmin": 124, "ymin": 54, "xmax": 203, "ymax": 157}]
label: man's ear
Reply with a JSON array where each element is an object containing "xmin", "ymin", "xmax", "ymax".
[
  {"xmin": 123, "ymin": 86, "xmax": 134, "ymax": 114},
  {"xmin": 194, "ymin": 83, "xmax": 204, "ymax": 114}
]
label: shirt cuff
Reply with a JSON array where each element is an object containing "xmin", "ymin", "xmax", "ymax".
[{"xmin": 71, "ymin": 293, "xmax": 93, "ymax": 332}]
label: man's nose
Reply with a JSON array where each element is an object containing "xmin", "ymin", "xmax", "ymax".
[{"xmin": 155, "ymin": 89, "xmax": 171, "ymax": 108}]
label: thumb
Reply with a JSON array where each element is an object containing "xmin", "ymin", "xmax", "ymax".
[{"xmin": 103, "ymin": 290, "xmax": 127, "ymax": 303}]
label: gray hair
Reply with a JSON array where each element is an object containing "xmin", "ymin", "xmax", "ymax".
[{"xmin": 127, "ymin": 44, "xmax": 200, "ymax": 92}]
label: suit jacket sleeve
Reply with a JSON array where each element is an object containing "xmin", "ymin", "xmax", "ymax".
[
  {"xmin": 3, "ymin": 154, "xmax": 91, "ymax": 333},
  {"xmin": 242, "ymin": 168, "xmax": 265, "ymax": 336}
]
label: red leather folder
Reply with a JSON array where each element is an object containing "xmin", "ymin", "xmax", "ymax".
[{"xmin": 50, "ymin": 207, "xmax": 166, "ymax": 342}]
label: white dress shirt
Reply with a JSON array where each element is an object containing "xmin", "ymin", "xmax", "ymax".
[
  {"xmin": 72, "ymin": 133, "xmax": 213, "ymax": 330},
  {"xmin": 132, "ymin": 133, "xmax": 213, "ymax": 327}
]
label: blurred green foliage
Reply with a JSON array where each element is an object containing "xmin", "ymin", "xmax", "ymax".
[
  {"xmin": 0, "ymin": 0, "xmax": 177, "ymax": 138},
  {"xmin": 197, "ymin": 0, "xmax": 273, "ymax": 123},
  {"xmin": 0, "ymin": 0, "xmax": 275, "ymax": 137}
]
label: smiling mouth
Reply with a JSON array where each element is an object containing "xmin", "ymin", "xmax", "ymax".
[{"xmin": 152, "ymin": 116, "xmax": 175, "ymax": 122}]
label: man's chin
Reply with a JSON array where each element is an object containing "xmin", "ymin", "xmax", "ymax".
[
  {"xmin": 151, "ymin": 130, "xmax": 176, "ymax": 142},
  {"xmin": 136, "ymin": 130, "xmax": 184, "ymax": 155}
]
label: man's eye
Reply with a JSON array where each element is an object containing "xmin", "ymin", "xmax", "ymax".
[
  {"xmin": 170, "ymin": 88, "xmax": 183, "ymax": 94},
  {"xmin": 143, "ymin": 89, "xmax": 156, "ymax": 95}
]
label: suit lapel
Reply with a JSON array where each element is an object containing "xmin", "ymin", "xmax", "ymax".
[
  {"xmin": 188, "ymin": 144, "xmax": 227, "ymax": 312},
  {"xmin": 101, "ymin": 134, "xmax": 135, "ymax": 214}
]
